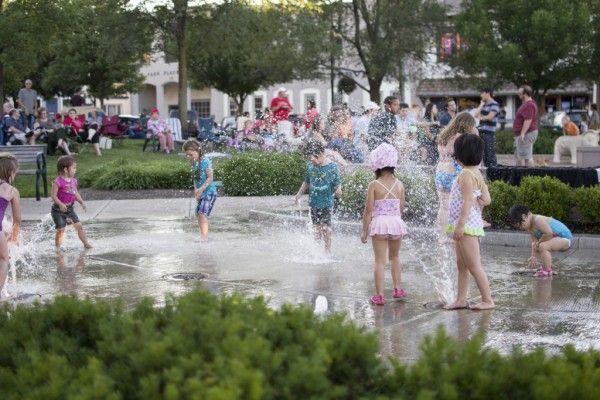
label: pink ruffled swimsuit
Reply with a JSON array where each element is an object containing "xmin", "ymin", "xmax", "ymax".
[{"xmin": 369, "ymin": 180, "xmax": 408, "ymax": 240}]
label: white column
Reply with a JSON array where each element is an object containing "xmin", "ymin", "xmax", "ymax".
[
  {"xmin": 130, "ymin": 93, "xmax": 140, "ymax": 115},
  {"xmin": 186, "ymin": 87, "xmax": 192, "ymax": 110},
  {"xmin": 156, "ymin": 85, "xmax": 165, "ymax": 115},
  {"xmin": 593, "ymin": 83, "xmax": 598, "ymax": 104}
]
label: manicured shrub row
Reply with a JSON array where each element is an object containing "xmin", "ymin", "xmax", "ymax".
[
  {"xmin": 78, "ymin": 158, "xmax": 193, "ymax": 190},
  {"xmin": 219, "ymin": 151, "xmax": 306, "ymax": 196},
  {"xmin": 484, "ymin": 176, "xmax": 600, "ymax": 231},
  {"xmin": 337, "ymin": 167, "xmax": 436, "ymax": 222},
  {"xmin": 495, "ymin": 128, "xmax": 561, "ymax": 155},
  {"xmin": 0, "ymin": 290, "xmax": 599, "ymax": 399}
]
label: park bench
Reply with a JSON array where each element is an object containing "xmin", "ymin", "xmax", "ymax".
[{"xmin": 0, "ymin": 144, "xmax": 48, "ymax": 201}]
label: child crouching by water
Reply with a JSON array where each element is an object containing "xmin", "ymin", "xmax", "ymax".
[
  {"xmin": 183, "ymin": 139, "xmax": 218, "ymax": 241},
  {"xmin": 361, "ymin": 143, "xmax": 408, "ymax": 305},
  {"xmin": 295, "ymin": 140, "xmax": 342, "ymax": 252},
  {"xmin": 507, "ymin": 204, "xmax": 573, "ymax": 277}
]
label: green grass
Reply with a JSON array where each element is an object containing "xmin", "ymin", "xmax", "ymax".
[{"xmin": 15, "ymin": 139, "xmax": 185, "ymax": 198}]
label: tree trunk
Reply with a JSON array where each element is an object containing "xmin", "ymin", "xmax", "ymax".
[
  {"xmin": 175, "ymin": 0, "xmax": 189, "ymax": 134},
  {"xmin": 368, "ymin": 77, "xmax": 384, "ymax": 104},
  {"xmin": 0, "ymin": 62, "xmax": 4, "ymax": 104},
  {"xmin": 236, "ymin": 94, "xmax": 247, "ymax": 116}
]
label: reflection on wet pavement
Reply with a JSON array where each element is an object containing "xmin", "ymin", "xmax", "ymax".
[{"xmin": 8, "ymin": 215, "xmax": 600, "ymax": 361}]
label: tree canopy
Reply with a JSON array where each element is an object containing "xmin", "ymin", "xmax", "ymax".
[
  {"xmin": 188, "ymin": 0, "xmax": 334, "ymax": 114},
  {"xmin": 450, "ymin": 0, "xmax": 592, "ymax": 97}
]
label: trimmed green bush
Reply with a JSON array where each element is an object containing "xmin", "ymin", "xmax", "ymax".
[
  {"xmin": 484, "ymin": 180, "xmax": 519, "ymax": 228},
  {"xmin": 336, "ymin": 168, "xmax": 436, "ymax": 221},
  {"xmin": 495, "ymin": 128, "xmax": 561, "ymax": 155},
  {"xmin": 219, "ymin": 152, "xmax": 306, "ymax": 196},
  {"xmin": 1, "ymin": 291, "xmax": 600, "ymax": 399},
  {"xmin": 574, "ymin": 185, "xmax": 600, "ymax": 224},
  {"xmin": 0, "ymin": 290, "xmax": 388, "ymax": 399},
  {"xmin": 516, "ymin": 176, "xmax": 573, "ymax": 221},
  {"xmin": 78, "ymin": 158, "xmax": 193, "ymax": 190},
  {"xmin": 337, "ymin": 168, "xmax": 371, "ymax": 218}
]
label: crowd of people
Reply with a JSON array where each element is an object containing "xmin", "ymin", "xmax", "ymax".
[{"xmin": 1, "ymin": 80, "xmax": 104, "ymax": 156}]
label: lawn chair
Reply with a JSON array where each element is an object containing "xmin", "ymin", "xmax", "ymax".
[
  {"xmin": 99, "ymin": 115, "xmax": 128, "ymax": 146},
  {"xmin": 166, "ymin": 118, "xmax": 183, "ymax": 142}
]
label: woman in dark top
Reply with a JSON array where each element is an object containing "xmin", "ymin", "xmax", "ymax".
[{"xmin": 416, "ymin": 102, "xmax": 440, "ymax": 165}]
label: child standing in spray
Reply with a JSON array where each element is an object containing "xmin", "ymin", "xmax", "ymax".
[
  {"xmin": 51, "ymin": 156, "xmax": 91, "ymax": 249},
  {"xmin": 445, "ymin": 134, "xmax": 494, "ymax": 310},
  {"xmin": 0, "ymin": 153, "xmax": 21, "ymax": 300},
  {"xmin": 183, "ymin": 139, "xmax": 218, "ymax": 241},
  {"xmin": 295, "ymin": 140, "xmax": 342, "ymax": 252},
  {"xmin": 361, "ymin": 143, "xmax": 408, "ymax": 305}
]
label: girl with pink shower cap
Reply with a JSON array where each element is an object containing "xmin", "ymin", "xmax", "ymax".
[{"xmin": 361, "ymin": 143, "xmax": 408, "ymax": 305}]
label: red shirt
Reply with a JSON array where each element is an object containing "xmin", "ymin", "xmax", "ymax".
[
  {"xmin": 513, "ymin": 99, "xmax": 538, "ymax": 136},
  {"xmin": 64, "ymin": 116, "xmax": 84, "ymax": 132},
  {"xmin": 304, "ymin": 108, "xmax": 319, "ymax": 129},
  {"xmin": 270, "ymin": 97, "xmax": 292, "ymax": 122}
]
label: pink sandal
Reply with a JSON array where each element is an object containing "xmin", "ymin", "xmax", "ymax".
[{"xmin": 369, "ymin": 295, "xmax": 385, "ymax": 305}]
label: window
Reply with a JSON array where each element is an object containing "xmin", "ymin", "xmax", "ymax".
[
  {"xmin": 254, "ymin": 96, "xmax": 264, "ymax": 113},
  {"xmin": 439, "ymin": 33, "xmax": 462, "ymax": 61},
  {"xmin": 304, "ymin": 93, "xmax": 316, "ymax": 107},
  {"xmin": 192, "ymin": 99, "xmax": 211, "ymax": 118},
  {"xmin": 229, "ymin": 99, "xmax": 237, "ymax": 116},
  {"xmin": 105, "ymin": 104, "xmax": 121, "ymax": 116}
]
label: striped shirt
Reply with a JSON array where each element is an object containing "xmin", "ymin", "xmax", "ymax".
[{"xmin": 478, "ymin": 100, "xmax": 499, "ymax": 134}]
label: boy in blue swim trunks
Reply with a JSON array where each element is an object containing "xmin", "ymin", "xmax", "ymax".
[
  {"xmin": 508, "ymin": 204, "xmax": 573, "ymax": 278},
  {"xmin": 295, "ymin": 140, "xmax": 342, "ymax": 252}
]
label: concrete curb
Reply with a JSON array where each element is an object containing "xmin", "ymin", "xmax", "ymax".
[{"xmin": 248, "ymin": 209, "xmax": 600, "ymax": 250}]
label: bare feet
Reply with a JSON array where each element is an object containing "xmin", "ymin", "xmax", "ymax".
[
  {"xmin": 483, "ymin": 220, "xmax": 491, "ymax": 228},
  {"xmin": 443, "ymin": 301, "xmax": 469, "ymax": 310},
  {"xmin": 470, "ymin": 301, "xmax": 495, "ymax": 310},
  {"xmin": 83, "ymin": 243, "xmax": 93, "ymax": 249}
]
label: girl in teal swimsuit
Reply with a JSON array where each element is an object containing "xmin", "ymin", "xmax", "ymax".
[{"xmin": 508, "ymin": 204, "xmax": 573, "ymax": 278}]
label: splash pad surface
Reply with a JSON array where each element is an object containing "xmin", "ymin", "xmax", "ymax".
[{"xmin": 9, "ymin": 207, "xmax": 599, "ymax": 363}]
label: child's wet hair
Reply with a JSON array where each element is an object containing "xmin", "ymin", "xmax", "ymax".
[
  {"xmin": 454, "ymin": 133, "xmax": 484, "ymax": 166},
  {"xmin": 375, "ymin": 166, "xmax": 395, "ymax": 178},
  {"xmin": 302, "ymin": 139, "xmax": 325, "ymax": 158},
  {"xmin": 182, "ymin": 138, "xmax": 204, "ymax": 157},
  {"xmin": 0, "ymin": 152, "xmax": 19, "ymax": 183},
  {"xmin": 507, "ymin": 204, "xmax": 530, "ymax": 227},
  {"xmin": 57, "ymin": 155, "xmax": 76, "ymax": 174}
]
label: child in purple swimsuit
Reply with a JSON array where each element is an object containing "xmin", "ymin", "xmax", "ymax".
[
  {"xmin": 51, "ymin": 156, "xmax": 92, "ymax": 249},
  {"xmin": 0, "ymin": 153, "xmax": 22, "ymax": 301},
  {"xmin": 361, "ymin": 143, "xmax": 408, "ymax": 305}
]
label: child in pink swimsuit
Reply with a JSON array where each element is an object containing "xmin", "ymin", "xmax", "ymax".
[
  {"xmin": 51, "ymin": 156, "xmax": 92, "ymax": 249},
  {"xmin": 361, "ymin": 143, "xmax": 408, "ymax": 305}
]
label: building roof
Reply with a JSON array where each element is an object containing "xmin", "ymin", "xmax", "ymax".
[{"xmin": 417, "ymin": 78, "xmax": 592, "ymax": 97}]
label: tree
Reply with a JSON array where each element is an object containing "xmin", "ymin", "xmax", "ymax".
[
  {"xmin": 450, "ymin": 0, "xmax": 592, "ymax": 99},
  {"xmin": 188, "ymin": 0, "xmax": 332, "ymax": 115},
  {"xmin": 150, "ymin": 0, "xmax": 197, "ymax": 132},
  {"xmin": 42, "ymin": 0, "xmax": 152, "ymax": 106},
  {"xmin": 335, "ymin": 0, "xmax": 446, "ymax": 103},
  {"xmin": 0, "ymin": 0, "xmax": 62, "ymax": 101}
]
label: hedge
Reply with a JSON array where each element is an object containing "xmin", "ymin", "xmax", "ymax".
[
  {"xmin": 483, "ymin": 176, "xmax": 600, "ymax": 232},
  {"xmin": 219, "ymin": 152, "xmax": 305, "ymax": 196},
  {"xmin": 1, "ymin": 290, "xmax": 599, "ymax": 399},
  {"xmin": 337, "ymin": 167, "xmax": 436, "ymax": 222},
  {"xmin": 495, "ymin": 128, "xmax": 561, "ymax": 155},
  {"xmin": 78, "ymin": 158, "xmax": 193, "ymax": 190}
]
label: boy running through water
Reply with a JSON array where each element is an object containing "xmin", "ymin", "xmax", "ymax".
[{"xmin": 295, "ymin": 140, "xmax": 342, "ymax": 252}]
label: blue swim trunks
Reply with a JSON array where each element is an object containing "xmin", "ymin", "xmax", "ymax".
[{"xmin": 196, "ymin": 194, "xmax": 217, "ymax": 217}]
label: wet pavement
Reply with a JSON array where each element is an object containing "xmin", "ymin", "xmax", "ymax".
[{"xmin": 10, "ymin": 196, "xmax": 600, "ymax": 363}]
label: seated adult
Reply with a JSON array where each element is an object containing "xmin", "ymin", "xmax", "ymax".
[
  {"xmin": 33, "ymin": 108, "xmax": 71, "ymax": 155},
  {"xmin": 562, "ymin": 115, "xmax": 579, "ymax": 136},
  {"xmin": 3, "ymin": 108, "xmax": 27, "ymax": 145},
  {"xmin": 64, "ymin": 108, "xmax": 102, "ymax": 156},
  {"xmin": 146, "ymin": 107, "xmax": 174, "ymax": 154}
]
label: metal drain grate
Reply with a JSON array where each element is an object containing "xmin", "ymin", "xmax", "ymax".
[{"xmin": 163, "ymin": 273, "xmax": 208, "ymax": 281}]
